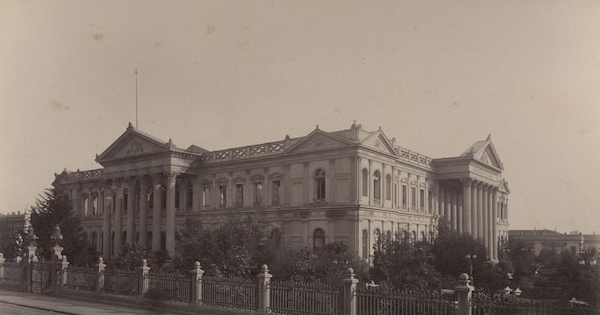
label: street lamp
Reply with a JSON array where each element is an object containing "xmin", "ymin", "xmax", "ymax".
[{"xmin": 465, "ymin": 254, "xmax": 477, "ymax": 283}]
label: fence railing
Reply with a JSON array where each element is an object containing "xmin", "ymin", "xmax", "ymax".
[
  {"xmin": 269, "ymin": 280, "xmax": 341, "ymax": 315},
  {"xmin": 356, "ymin": 286, "xmax": 458, "ymax": 315},
  {"xmin": 202, "ymin": 275, "xmax": 258, "ymax": 310},
  {"xmin": 0, "ymin": 254, "xmax": 596, "ymax": 315}
]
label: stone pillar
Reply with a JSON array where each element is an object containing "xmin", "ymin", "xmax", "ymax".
[
  {"xmin": 96, "ymin": 257, "xmax": 106, "ymax": 291},
  {"xmin": 60, "ymin": 255, "xmax": 69, "ymax": 287},
  {"xmin": 152, "ymin": 174, "xmax": 162, "ymax": 252},
  {"xmin": 477, "ymin": 183, "xmax": 483, "ymax": 241},
  {"xmin": 457, "ymin": 190, "xmax": 463, "ymax": 234},
  {"xmin": 461, "ymin": 179, "xmax": 472, "ymax": 236},
  {"xmin": 126, "ymin": 179, "xmax": 135, "ymax": 246},
  {"xmin": 0, "ymin": 253, "xmax": 5, "ymax": 280},
  {"xmin": 165, "ymin": 172, "xmax": 178, "ymax": 257},
  {"xmin": 139, "ymin": 259, "xmax": 150, "ymax": 297},
  {"xmin": 455, "ymin": 273, "xmax": 474, "ymax": 315},
  {"xmin": 191, "ymin": 261, "xmax": 205, "ymax": 305},
  {"xmin": 451, "ymin": 189, "xmax": 458, "ymax": 231},
  {"xmin": 114, "ymin": 181, "xmax": 124, "ymax": 256},
  {"xmin": 471, "ymin": 183, "xmax": 477, "ymax": 239},
  {"xmin": 439, "ymin": 186, "xmax": 445, "ymax": 222},
  {"xmin": 139, "ymin": 176, "xmax": 148, "ymax": 247},
  {"xmin": 492, "ymin": 189, "xmax": 498, "ymax": 261},
  {"xmin": 482, "ymin": 185, "xmax": 488, "ymax": 247},
  {"xmin": 257, "ymin": 264, "xmax": 272, "ymax": 312},
  {"xmin": 102, "ymin": 190, "xmax": 112, "ymax": 259},
  {"xmin": 342, "ymin": 268, "xmax": 359, "ymax": 315}
]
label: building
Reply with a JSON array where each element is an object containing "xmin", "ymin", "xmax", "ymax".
[
  {"xmin": 0, "ymin": 212, "xmax": 25, "ymax": 252},
  {"xmin": 52, "ymin": 123, "xmax": 510, "ymax": 261},
  {"xmin": 509, "ymin": 229, "xmax": 600, "ymax": 256}
]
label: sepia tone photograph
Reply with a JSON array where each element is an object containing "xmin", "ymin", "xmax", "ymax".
[{"xmin": 0, "ymin": 1, "xmax": 598, "ymax": 314}]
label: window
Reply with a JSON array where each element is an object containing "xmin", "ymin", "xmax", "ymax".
[
  {"xmin": 411, "ymin": 187, "xmax": 416, "ymax": 208},
  {"xmin": 175, "ymin": 184, "xmax": 180, "ymax": 209},
  {"xmin": 428, "ymin": 190, "xmax": 433, "ymax": 212},
  {"xmin": 254, "ymin": 182, "xmax": 263, "ymax": 206},
  {"xmin": 373, "ymin": 171, "xmax": 381, "ymax": 201},
  {"xmin": 148, "ymin": 188, "xmax": 153, "ymax": 209},
  {"xmin": 124, "ymin": 190, "xmax": 128, "ymax": 211},
  {"xmin": 236, "ymin": 184, "xmax": 244, "ymax": 207},
  {"xmin": 92, "ymin": 193, "xmax": 98, "ymax": 215},
  {"xmin": 402, "ymin": 185, "xmax": 407, "ymax": 206},
  {"xmin": 272, "ymin": 181, "xmax": 281, "ymax": 206},
  {"xmin": 315, "ymin": 169, "xmax": 326, "ymax": 200},
  {"xmin": 313, "ymin": 228, "xmax": 325, "ymax": 250},
  {"xmin": 161, "ymin": 187, "xmax": 167, "ymax": 209},
  {"xmin": 82, "ymin": 193, "xmax": 89, "ymax": 216},
  {"xmin": 394, "ymin": 183, "xmax": 398, "ymax": 207},
  {"xmin": 373, "ymin": 229, "xmax": 381, "ymax": 251},
  {"xmin": 385, "ymin": 175, "xmax": 391, "ymax": 200},
  {"xmin": 203, "ymin": 187, "xmax": 210, "ymax": 207},
  {"xmin": 420, "ymin": 189, "xmax": 425, "ymax": 210},
  {"xmin": 219, "ymin": 185, "xmax": 226, "ymax": 206},
  {"xmin": 186, "ymin": 183, "xmax": 193, "ymax": 208},
  {"xmin": 361, "ymin": 169, "xmax": 368, "ymax": 196},
  {"xmin": 362, "ymin": 230, "xmax": 369, "ymax": 258}
]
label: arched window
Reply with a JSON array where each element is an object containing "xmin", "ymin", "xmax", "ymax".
[
  {"xmin": 386, "ymin": 230, "xmax": 391, "ymax": 241},
  {"xmin": 362, "ymin": 169, "xmax": 368, "ymax": 196},
  {"xmin": 315, "ymin": 169, "xmax": 326, "ymax": 200},
  {"xmin": 82, "ymin": 193, "xmax": 89, "ymax": 216},
  {"xmin": 373, "ymin": 228, "xmax": 381, "ymax": 251},
  {"xmin": 421, "ymin": 231, "xmax": 426, "ymax": 242},
  {"xmin": 313, "ymin": 228, "xmax": 325, "ymax": 250},
  {"xmin": 362, "ymin": 230, "xmax": 369, "ymax": 258},
  {"xmin": 412, "ymin": 231, "xmax": 417, "ymax": 242},
  {"xmin": 385, "ymin": 175, "xmax": 391, "ymax": 200},
  {"xmin": 91, "ymin": 193, "xmax": 99, "ymax": 215},
  {"xmin": 373, "ymin": 171, "xmax": 381, "ymax": 201}
]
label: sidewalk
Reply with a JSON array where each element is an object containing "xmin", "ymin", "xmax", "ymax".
[{"xmin": 0, "ymin": 288, "xmax": 168, "ymax": 315}]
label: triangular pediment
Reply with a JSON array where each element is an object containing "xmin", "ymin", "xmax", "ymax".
[
  {"xmin": 96, "ymin": 124, "xmax": 169, "ymax": 164},
  {"xmin": 462, "ymin": 135, "xmax": 504, "ymax": 170},
  {"xmin": 498, "ymin": 180, "xmax": 510, "ymax": 194},
  {"xmin": 285, "ymin": 129, "xmax": 355, "ymax": 154},
  {"xmin": 52, "ymin": 169, "xmax": 78, "ymax": 186},
  {"xmin": 360, "ymin": 131, "xmax": 398, "ymax": 156}
]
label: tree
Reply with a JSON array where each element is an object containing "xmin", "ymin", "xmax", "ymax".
[{"xmin": 29, "ymin": 189, "xmax": 97, "ymax": 266}]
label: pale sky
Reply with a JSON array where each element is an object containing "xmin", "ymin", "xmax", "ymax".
[{"xmin": 1, "ymin": 1, "xmax": 599, "ymax": 233}]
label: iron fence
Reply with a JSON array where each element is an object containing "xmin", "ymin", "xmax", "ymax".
[
  {"xmin": 1, "ymin": 262, "xmax": 23, "ymax": 288},
  {"xmin": 201, "ymin": 275, "xmax": 258, "ymax": 310},
  {"xmin": 356, "ymin": 286, "xmax": 458, "ymax": 315},
  {"xmin": 146, "ymin": 270, "xmax": 192, "ymax": 303},
  {"xmin": 103, "ymin": 268, "xmax": 139, "ymax": 296},
  {"xmin": 472, "ymin": 293, "xmax": 592, "ymax": 315},
  {"xmin": 269, "ymin": 280, "xmax": 341, "ymax": 315},
  {"xmin": 65, "ymin": 266, "xmax": 97, "ymax": 291}
]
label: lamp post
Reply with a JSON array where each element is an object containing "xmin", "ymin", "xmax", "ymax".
[{"xmin": 465, "ymin": 254, "xmax": 477, "ymax": 284}]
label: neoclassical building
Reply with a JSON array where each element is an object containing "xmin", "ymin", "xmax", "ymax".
[{"xmin": 52, "ymin": 123, "xmax": 510, "ymax": 261}]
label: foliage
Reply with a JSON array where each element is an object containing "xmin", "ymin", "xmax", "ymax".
[
  {"xmin": 430, "ymin": 224, "xmax": 488, "ymax": 281},
  {"xmin": 29, "ymin": 189, "xmax": 97, "ymax": 266},
  {"xmin": 504, "ymin": 239, "xmax": 536, "ymax": 281},
  {"xmin": 110, "ymin": 244, "xmax": 149, "ymax": 270},
  {"xmin": 371, "ymin": 231, "xmax": 442, "ymax": 291}
]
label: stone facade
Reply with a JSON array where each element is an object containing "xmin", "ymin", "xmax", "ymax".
[
  {"xmin": 52, "ymin": 123, "xmax": 510, "ymax": 261},
  {"xmin": 509, "ymin": 229, "xmax": 600, "ymax": 256}
]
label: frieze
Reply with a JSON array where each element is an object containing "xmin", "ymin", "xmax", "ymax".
[{"xmin": 103, "ymin": 158, "xmax": 169, "ymax": 174}]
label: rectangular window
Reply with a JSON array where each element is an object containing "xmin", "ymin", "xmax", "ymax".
[
  {"xmin": 124, "ymin": 193, "xmax": 128, "ymax": 211},
  {"xmin": 236, "ymin": 184, "xmax": 244, "ymax": 207},
  {"xmin": 272, "ymin": 181, "xmax": 281, "ymax": 206},
  {"xmin": 202, "ymin": 187, "xmax": 210, "ymax": 207},
  {"xmin": 420, "ymin": 189, "xmax": 425, "ymax": 209},
  {"xmin": 219, "ymin": 186, "xmax": 226, "ymax": 206},
  {"xmin": 394, "ymin": 183, "xmax": 398, "ymax": 207},
  {"xmin": 428, "ymin": 190, "xmax": 433, "ymax": 212},
  {"xmin": 254, "ymin": 182, "xmax": 262, "ymax": 206},
  {"xmin": 402, "ymin": 186, "xmax": 407, "ymax": 206},
  {"xmin": 186, "ymin": 185, "xmax": 193, "ymax": 208},
  {"xmin": 411, "ymin": 187, "xmax": 416, "ymax": 208}
]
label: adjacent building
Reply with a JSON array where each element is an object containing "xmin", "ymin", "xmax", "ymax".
[
  {"xmin": 509, "ymin": 229, "xmax": 600, "ymax": 256},
  {"xmin": 52, "ymin": 123, "xmax": 510, "ymax": 261}
]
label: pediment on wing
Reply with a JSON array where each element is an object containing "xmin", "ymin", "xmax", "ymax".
[
  {"xmin": 498, "ymin": 180, "xmax": 510, "ymax": 194},
  {"xmin": 360, "ymin": 131, "xmax": 398, "ymax": 156},
  {"xmin": 96, "ymin": 124, "xmax": 169, "ymax": 164},
  {"xmin": 285, "ymin": 129, "xmax": 354, "ymax": 154},
  {"xmin": 52, "ymin": 169, "xmax": 79, "ymax": 186},
  {"xmin": 463, "ymin": 135, "xmax": 504, "ymax": 170}
]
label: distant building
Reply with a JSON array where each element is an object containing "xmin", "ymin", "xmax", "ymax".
[
  {"xmin": 509, "ymin": 229, "xmax": 600, "ymax": 255},
  {"xmin": 0, "ymin": 212, "xmax": 25, "ymax": 251},
  {"xmin": 52, "ymin": 123, "xmax": 510, "ymax": 261}
]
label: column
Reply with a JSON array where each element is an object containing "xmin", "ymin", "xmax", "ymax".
[
  {"xmin": 139, "ymin": 176, "xmax": 148, "ymax": 247},
  {"xmin": 439, "ymin": 186, "xmax": 445, "ymax": 222},
  {"xmin": 329, "ymin": 159, "xmax": 336, "ymax": 203},
  {"xmin": 477, "ymin": 183, "xmax": 483, "ymax": 241},
  {"xmin": 482, "ymin": 185, "xmax": 488, "ymax": 248},
  {"xmin": 102, "ymin": 186, "xmax": 112, "ymax": 259},
  {"xmin": 165, "ymin": 172, "xmax": 178, "ymax": 257},
  {"xmin": 471, "ymin": 182, "xmax": 477, "ymax": 239},
  {"xmin": 457, "ymin": 189, "xmax": 463, "ymax": 234},
  {"xmin": 152, "ymin": 174, "xmax": 162, "ymax": 252},
  {"xmin": 492, "ymin": 189, "xmax": 498, "ymax": 261},
  {"xmin": 126, "ymin": 178, "xmax": 135, "ymax": 246},
  {"xmin": 487, "ymin": 189, "xmax": 494, "ymax": 260},
  {"xmin": 368, "ymin": 160, "xmax": 373, "ymax": 205},
  {"xmin": 114, "ymin": 180, "xmax": 124, "ymax": 256},
  {"xmin": 451, "ymin": 189, "xmax": 457, "ymax": 230}
]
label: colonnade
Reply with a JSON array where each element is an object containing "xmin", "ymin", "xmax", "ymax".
[
  {"xmin": 101, "ymin": 172, "xmax": 180, "ymax": 259},
  {"xmin": 438, "ymin": 179, "xmax": 506, "ymax": 262}
]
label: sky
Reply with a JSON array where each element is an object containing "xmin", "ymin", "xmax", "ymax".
[{"xmin": 0, "ymin": 1, "xmax": 599, "ymax": 233}]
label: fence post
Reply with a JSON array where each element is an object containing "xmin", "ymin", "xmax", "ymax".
[
  {"xmin": 139, "ymin": 259, "xmax": 150, "ymax": 297},
  {"xmin": 96, "ymin": 257, "xmax": 106, "ymax": 291},
  {"xmin": 0, "ymin": 253, "xmax": 5, "ymax": 280},
  {"xmin": 455, "ymin": 273, "xmax": 474, "ymax": 315},
  {"xmin": 190, "ymin": 261, "xmax": 204, "ymax": 305},
  {"xmin": 257, "ymin": 264, "xmax": 272, "ymax": 312},
  {"xmin": 342, "ymin": 268, "xmax": 359, "ymax": 315}
]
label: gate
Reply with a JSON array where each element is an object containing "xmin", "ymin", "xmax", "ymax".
[{"xmin": 30, "ymin": 261, "xmax": 60, "ymax": 295}]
